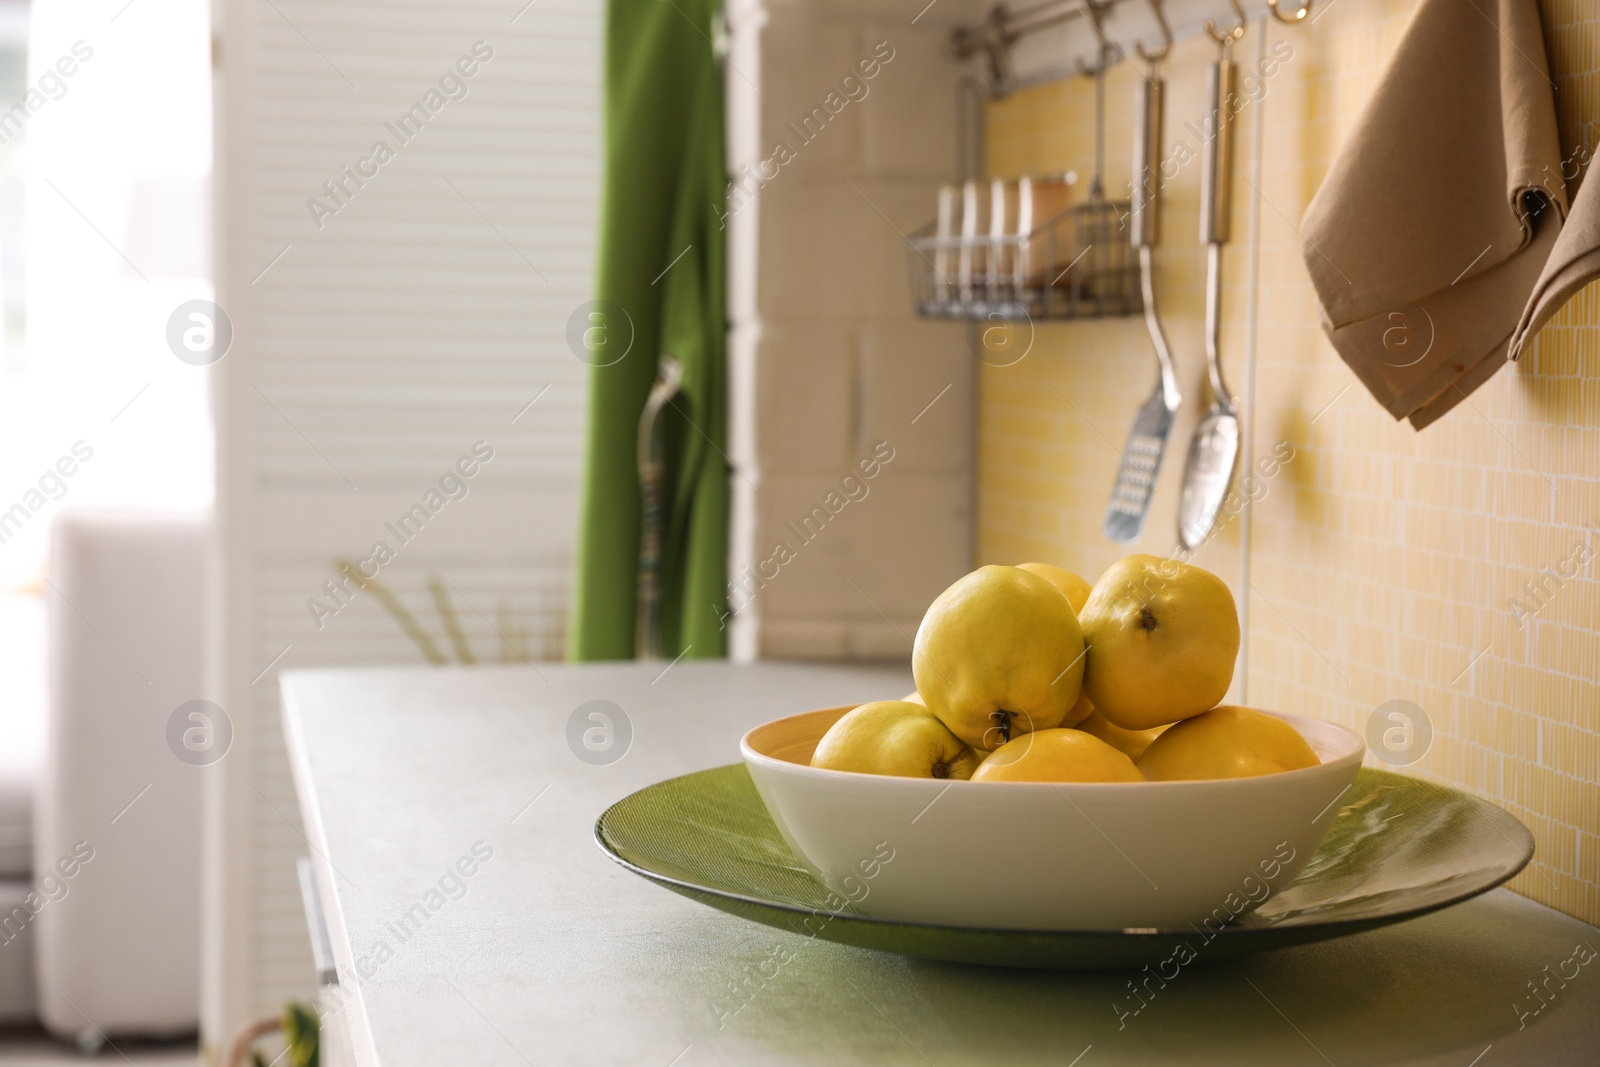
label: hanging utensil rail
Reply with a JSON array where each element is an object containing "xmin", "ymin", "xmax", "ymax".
[{"xmin": 949, "ymin": 0, "xmax": 1311, "ymax": 94}]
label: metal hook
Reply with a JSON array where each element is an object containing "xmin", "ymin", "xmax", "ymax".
[
  {"xmin": 981, "ymin": 10, "xmax": 1016, "ymax": 94},
  {"xmin": 1205, "ymin": 0, "xmax": 1247, "ymax": 46},
  {"xmin": 1134, "ymin": 0, "xmax": 1173, "ymax": 65},
  {"xmin": 1071, "ymin": 49, "xmax": 1107, "ymax": 77},
  {"xmin": 1071, "ymin": 0, "xmax": 1112, "ymax": 77},
  {"xmin": 1267, "ymin": 0, "xmax": 1313, "ymax": 23}
]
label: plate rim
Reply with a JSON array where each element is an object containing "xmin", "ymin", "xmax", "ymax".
[{"xmin": 594, "ymin": 763, "xmax": 1535, "ymax": 943}]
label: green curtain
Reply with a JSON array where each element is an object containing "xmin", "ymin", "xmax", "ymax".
[{"xmin": 569, "ymin": 0, "xmax": 728, "ymax": 661}]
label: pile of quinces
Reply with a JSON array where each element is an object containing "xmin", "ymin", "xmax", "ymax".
[{"xmin": 812, "ymin": 556, "xmax": 1319, "ymax": 783}]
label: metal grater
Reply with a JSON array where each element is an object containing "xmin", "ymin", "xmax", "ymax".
[{"xmin": 1105, "ymin": 392, "xmax": 1175, "ymax": 542}]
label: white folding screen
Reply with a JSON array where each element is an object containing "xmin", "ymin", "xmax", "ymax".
[{"xmin": 210, "ymin": 0, "xmax": 598, "ymax": 1044}]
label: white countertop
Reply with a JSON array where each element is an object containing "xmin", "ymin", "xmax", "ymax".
[{"xmin": 283, "ymin": 662, "xmax": 1600, "ymax": 1067}]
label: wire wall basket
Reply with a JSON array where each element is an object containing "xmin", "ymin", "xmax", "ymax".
[{"xmin": 908, "ymin": 196, "xmax": 1140, "ymax": 322}]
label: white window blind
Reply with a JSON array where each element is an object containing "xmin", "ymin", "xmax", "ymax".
[{"xmin": 213, "ymin": 0, "xmax": 598, "ymax": 1033}]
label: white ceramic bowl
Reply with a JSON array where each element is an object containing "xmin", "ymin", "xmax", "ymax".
[{"xmin": 742, "ymin": 706, "xmax": 1364, "ymax": 931}]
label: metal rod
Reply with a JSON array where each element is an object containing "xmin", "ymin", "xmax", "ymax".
[
  {"xmin": 951, "ymin": 0, "xmax": 1301, "ymax": 79},
  {"xmin": 949, "ymin": 0, "xmax": 1115, "ymax": 61},
  {"xmin": 1237, "ymin": 19, "xmax": 1269, "ymax": 704}
]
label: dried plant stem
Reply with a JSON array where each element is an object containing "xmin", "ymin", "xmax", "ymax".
[
  {"xmin": 336, "ymin": 560, "xmax": 447, "ymax": 664},
  {"xmin": 430, "ymin": 573, "xmax": 476, "ymax": 664}
]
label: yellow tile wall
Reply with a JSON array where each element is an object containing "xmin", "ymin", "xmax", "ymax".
[{"xmin": 979, "ymin": 0, "xmax": 1600, "ymax": 924}]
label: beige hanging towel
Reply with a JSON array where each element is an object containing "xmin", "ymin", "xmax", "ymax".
[
  {"xmin": 1508, "ymin": 165, "xmax": 1600, "ymax": 360},
  {"xmin": 1299, "ymin": 0, "xmax": 1567, "ymax": 428}
]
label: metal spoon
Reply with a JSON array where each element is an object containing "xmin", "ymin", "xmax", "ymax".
[
  {"xmin": 1104, "ymin": 68, "xmax": 1180, "ymax": 543},
  {"xmin": 1176, "ymin": 40, "xmax": 1242, "ymax": 551}
]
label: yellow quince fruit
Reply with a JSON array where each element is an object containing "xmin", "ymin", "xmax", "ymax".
[
  {"xmin": 1079, "ymin": 555, "xmax": 1240, "ymax": 731},
  {"xmin": 913, "ymin": 566, "xmax": 1086, "ymax": 751},
  {"xmin": 971, "ymin": 728, "xmax": 1143, "ymax": 783},
  {"xmin": 1137, "ymin": 706, "xmax": 1318, "ymax": 781},
  {"xmin": 1016, "ymin": 562, "xmax": 1094, "ymax": 614},
  {"xmin": 811, "ymin": 700, "xmax": 981, "ymax": 780},
  {"xmin": 1075, "ymin": 710, "xmax": 1166, "ymax": 761}
]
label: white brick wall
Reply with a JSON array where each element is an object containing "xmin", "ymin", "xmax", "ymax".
[{"xmin": 725, "ymin": 0, "xmax": 983, "ymax": 661}]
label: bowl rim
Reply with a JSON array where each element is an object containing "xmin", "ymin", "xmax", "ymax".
[{"xmin": 740, "ymin": 703, "xmax": 1366, "ymax": 790}]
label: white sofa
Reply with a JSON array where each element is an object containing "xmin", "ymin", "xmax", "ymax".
[
  {"xmin": 0, "ymin": 653, "xmax": 40, "ymax": 1022},
  {"xmin": 0, "ymin": 584, "xmax": 49, "ymax": 1021},
  {"xmin": 36, "ymin": 511, "xmax": 205, "ymax": 1041}
]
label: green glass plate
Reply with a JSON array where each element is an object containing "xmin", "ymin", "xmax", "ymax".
[{"xmin": 595, "ymin": 764, "xmax": 1534, "ymax": 969}]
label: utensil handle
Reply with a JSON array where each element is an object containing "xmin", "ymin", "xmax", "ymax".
[
  {"xmin": 1204, "ymin": 242, "xmax": 1231, "ymax": 403},
  {"xmin": 1200, "ymin": 59, "xmax": 1235, "ymax": 246},
  {"xmin": 1140, "ymin": 245, "xmax": 1181, "ymax": 409},
  {"xmin": 1130, "ymin": 77, "xmax": 1163, "ymax": 249}
]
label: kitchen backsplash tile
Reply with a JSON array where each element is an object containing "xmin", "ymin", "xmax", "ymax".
[{"xmin": 979, "ymin": 0, "xmax": 1599, "ymax": 923}]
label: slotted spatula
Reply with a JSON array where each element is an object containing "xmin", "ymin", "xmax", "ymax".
[{"xmin": 1104, "ymin": 73, "xmax": 1180, "ymax": 543}]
